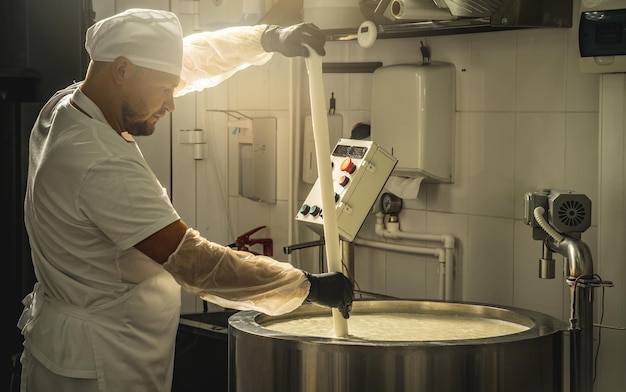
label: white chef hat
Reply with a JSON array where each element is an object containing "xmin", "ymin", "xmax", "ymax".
[{"xmin": 85, "ymin": 8, "xmax": 183, "ymax": 76}]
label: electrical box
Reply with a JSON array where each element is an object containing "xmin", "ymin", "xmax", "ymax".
[
  {"xmin": 579, "ymin": 3, "xmax": 626, "ymax": 73},
  {"xmin": 233, "ymin": 117, "xmax": 276, "ymax": 203},
  {"xmin": 296, "ymin": 138, "xmax": 397, "ymax": 241}
]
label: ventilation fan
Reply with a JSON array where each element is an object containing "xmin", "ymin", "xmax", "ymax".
[
  {"xmin": 524, "ymin": 189, "xmax": 592, "ymax": 239},
  {"xmin": 556, "ymin": 199, "xmax": 587, "ymax": 227},
  {"xmin": 548, "ymin": 191, "xmax": 591, "ymax": 234}
]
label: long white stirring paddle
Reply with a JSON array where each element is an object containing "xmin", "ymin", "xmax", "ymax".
[{"xmin": 303, "ymin": 47, "xmax": 349, "ymax": 337}]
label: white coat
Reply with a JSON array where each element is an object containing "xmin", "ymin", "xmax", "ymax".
[
  {"xmin": 19, "ymin": 25, "xmax": 279, "ymax": 391},
  {"xmin": 20, "ymin": 86, "xmax": 183, "ymax": 391}
]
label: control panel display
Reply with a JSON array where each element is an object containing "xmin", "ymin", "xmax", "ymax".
[
  {"xmin": 296, "ymin": 138, "xmax": 397, "ymax": 242},
  {"xmin": 332, "ymin": 144, "xmax": 368, "ymax": 159}
]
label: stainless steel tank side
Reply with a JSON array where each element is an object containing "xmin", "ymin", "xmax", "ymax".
[{"xmin": 228, "ymin": 300, "xmax": 566, "ymax": 392}]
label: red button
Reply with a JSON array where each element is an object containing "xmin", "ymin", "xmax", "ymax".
[{"xmin": 340, "ymin": 158, "xmax": 356, "ymax": 174}]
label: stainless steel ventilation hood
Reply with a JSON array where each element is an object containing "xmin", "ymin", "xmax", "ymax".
[{"xmin": 326, "ymin": 0, "xmax": 572, "ymax": 41}]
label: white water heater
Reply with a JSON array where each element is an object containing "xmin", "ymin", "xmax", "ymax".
[{"xmin": 370, "ymin": 61, "xmax": 455, "ymax": 182}]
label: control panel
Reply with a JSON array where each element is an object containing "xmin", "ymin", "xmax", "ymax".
[{"xmin": 296, "ymin": 138, "xmax": 397, "ymax": 242}]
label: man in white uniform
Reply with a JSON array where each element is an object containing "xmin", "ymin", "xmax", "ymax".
[{"xmin": 18, "ymin": 8, "xmax": 353, "ymax": 392}]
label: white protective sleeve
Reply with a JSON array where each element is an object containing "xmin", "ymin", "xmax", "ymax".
[
  {"xmin": 163, "ymin": 228, "xmax": 310, "ymax": 315},
  {"xmin": 175, "ymin": 25, "xmax": 275, "ymax": 97}
]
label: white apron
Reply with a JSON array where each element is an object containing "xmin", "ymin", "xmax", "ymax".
[{"xmin": 19, "ymin": 271, "xmax": 181, "ymax": 392}]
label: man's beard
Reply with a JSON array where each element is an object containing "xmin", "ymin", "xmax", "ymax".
[{"xmin": 122, "ymin": 102, "xmax": 156, "ymax": 137}]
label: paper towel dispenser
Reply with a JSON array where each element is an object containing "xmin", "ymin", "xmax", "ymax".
[{"xmin": 371, "ymin": 61, "xmax": 455, "ymax": 182}]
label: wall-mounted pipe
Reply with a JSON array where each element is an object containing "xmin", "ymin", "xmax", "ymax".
[
  {"xmin": 355, "ymin": 212, "xmax": 456, "ymax": 300},
  {"xmin": 374, "ymin": 212, "xmax": 456, "ymax": 248},
  {"xmin": 533, "ymin": 206, "xmax": 596, "ymax": 391}
]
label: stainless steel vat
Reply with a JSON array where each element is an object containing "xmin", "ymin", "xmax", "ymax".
[{"xmin": 228, "ymin": 300, "xmax": 565, "ymax": 392}]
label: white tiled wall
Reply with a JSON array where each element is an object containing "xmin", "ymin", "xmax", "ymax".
[
  {"xmin": 191, "ymin": 12, "xmax": 625, "ymax": 392},
  {"xmin": 288, "ymin": 28, "xmax": 599, "ymax": 309},
  {"xmin": 100, "ymin": 0, "xmax": 624, "ymax": 390}
]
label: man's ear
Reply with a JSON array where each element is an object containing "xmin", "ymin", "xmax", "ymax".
[{"xmin": 111, "ymin": 56, "xmax": 132, "ymax": 84}]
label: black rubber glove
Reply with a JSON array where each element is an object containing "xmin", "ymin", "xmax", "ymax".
[
  {"xmin": 261, "ymin": 23, "xmax": 326, "ymax": 58},
  {"xmin": 304, "ymin": 271, "xmax": 354, "ymax": 319}
]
